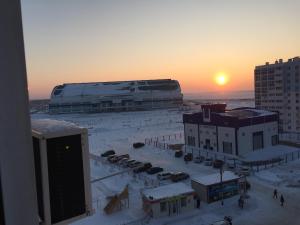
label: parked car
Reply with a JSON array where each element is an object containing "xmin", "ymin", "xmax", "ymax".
[
  {"xmin": 123, "ymin": 159, "xmax": 136, "ymax": 167},
  {"xmin": 194, "ymin": 156, "xmax": 205, "ymax": 163},
  {"xmin": 133, "ymin": 163, "xmax": 152, "ymax": 173},
  {"xmin": 133, "ymin": 142, "xmax": 145, "ymax": 149},
  {"xmin": 184, "ymin": 153, "xmax": 193, "ymax": 162},
  {"xmin": 101, "ymin": 150, "xmax": 115, "ymax": 157},
  {"xmin": 110, "ymin": 154, "xmax": 129, "ymax": 163},
  {"xmin": 128, "ymin": 161, "xmax": 143, "ymax": 168},
  {"xmin": 147, "ymin": 167, "xmax": 164, "ymax": 175},
  {"xmin": 175, "ymin": 150, "xmax": 183, "ymax": 158},
  {"xmin": 237, "ymin": 167, "xmax": 251, "ymax": 176},
  {"xmin": 204, "ymin": 158, "xmax": 213, "ymax": 166},
  {"xmin": 107, "ymin": 155, "xmax": 118, "ymax": 163},
  {"xmin": 118, "ymin": 158, "xmax": 130, "ymax": 165},
  {"xmin": 157, "ymin": 172, "xmax": 173, "ymax": 180},
  {"xmin": 210, "ymin": 216, "xmax": 232, "ymax": 225},
  {"xmin": 213, "ymin": 160, "xmax": 224, "ymax": 168},
  {"xmin": 171, "ymin": 172, "xmax": 190, "ymax": 182}
]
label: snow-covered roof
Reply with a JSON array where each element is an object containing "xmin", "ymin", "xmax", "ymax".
[
  {"xmin": 192, "ymin": 171, "xmax": 239, "ymax": 186},
  {"xmin": 221, "ymin": 108, "xmax": 276, "ymax": 119},
  {"xmin": 142, "ymin": 183, "xmax": 194, "ymax": 201},
  {"xmin": 31, "ymin": 119, "xmax": 83, "ymax": 136},
  {"xmin": 50, "ymin": 79, "xmax": 180, "ymax": 98}
]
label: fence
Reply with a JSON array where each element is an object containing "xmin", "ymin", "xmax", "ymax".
[
  {"xmin": 244, "ymin": 149, "xmax": 300, "ymax": 172},
  {"xmin": 184, "ymin": 146, "xmax": 239, "ymax": 162},
  {"xmin": 144, "ymin": 133, "xmax": 184, "ymax": 150},
  {"xmin": 279, "ymin": 132, "xmax": 300, "ymax": 143},
  {"xmin": 184, "ymin": 145, "xmax": 300, "ymax": 172}
]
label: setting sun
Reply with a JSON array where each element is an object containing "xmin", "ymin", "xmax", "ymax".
[{"xmin": 214, "ymin": 73, "xmax": 229, "ymax": 86}]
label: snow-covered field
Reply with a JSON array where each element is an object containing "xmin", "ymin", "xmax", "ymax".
[{"xmin": 31, "ymin": 105, "xmax": 300, "ymax": 225}]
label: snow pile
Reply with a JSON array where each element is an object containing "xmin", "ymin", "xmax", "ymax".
[
  {"xmin": 241, "ymin": 145, "xmax": 299, "ymax": 162},
  {"xmin": 192, "ymin": 171, "xmax": 239, "ymax": 186},
  {"xmin": 142, "ymin": 182, "xmax": 194, "ymax": 200},
  {"xmin": 31, "ymin": 119, "xmax": 82, "ymax": 134},
  {"xmin": 255, "ymin": 170, "xmax": 282, "ymax": 185}
]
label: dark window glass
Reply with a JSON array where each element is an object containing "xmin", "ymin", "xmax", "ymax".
[
  {"xmin": 181, "ymin": 197, "xmax": 187, "ymax": 207},
  {"xmin": 160, "ymin": 202, "xmax": 167, "ymax": 212},
  {"xmin": 32, "ymin": 137, "xmax": 44, "ymax": 222},
  {"xmin": 138, "ymin": 84, "xmax": 178, "ymax": 91},
  {"xmin": 272, "ymin": 135, "xmax": 278, "ymax": 145},
  {"xmin": 253, "ymin": 131, "xmax": 264, "ymax": 150},
  {"xmin": 223, "ymin": 142, "xmax": 233, "ymax": 154},
  {"xmin": 46, "ymin": 135, "xmax": 86, "ymax": 224}
]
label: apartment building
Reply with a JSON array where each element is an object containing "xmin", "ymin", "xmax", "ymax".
[{"xmin": 255, "ymin": 57, "xmax": 300, "ymax": 133}]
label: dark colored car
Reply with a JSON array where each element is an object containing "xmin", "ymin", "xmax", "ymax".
[
  {"xmin": 175, "ymin": 150, "xmax": 183, "ymax": 158},
  {"xmin": 133, "ymin": 163, "xmax": 152, "ymax": 173},
  {"xmin": 213, "ymin": 160, "xmax": 224, "ymax": 168},
  {"xmin": 123, "ymin": 159, "xmax": 136, "ymax": 167},
  {"xmin": 147, "ymin": 167, "xmax": 164, "ymax": 175},
  {"xmin": 133, "ymin": 142, "xmax": 145, "ymax": 149},
  {"xmin": 171, "ymin": 172, "xmax": 190, "ymax": 182},
  {"xmin": 184, "ymin": 153, "xmax": 193, "ymax": 162},
  {"xmin": 101, "ymin": 150, "xmax": 115, "ymax": 157},
  {"xmin": 128, "ymin": 161, "xmax": 143, "ymax": 168},
  {"xmin": 107, "ymin": 155, "xmax": 118, "ymax": 162}
]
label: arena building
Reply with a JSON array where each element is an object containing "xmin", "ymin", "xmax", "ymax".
[{"xmin": 49, "ymin": 79, "xmax": 183, "ymax": 114}]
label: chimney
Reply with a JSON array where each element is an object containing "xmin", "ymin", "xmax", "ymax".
[{"xmin": 201, "ymin": 104, "xmax": 226, "ymax": 122}]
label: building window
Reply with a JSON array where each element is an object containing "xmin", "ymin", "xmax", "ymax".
[
  {"xmin": 187, "ymin": 136, "xmax": 196, "ymax": 146},
  {"xmin": 204, "ymin": 109, "xmax": 210, "ymax": 119},
  {"xmin": 223, "ymin": 142, "xmax": 233, "ymax": 154},
  {"xmin": 253, "ymin": 131, "xmax": 264, "ymax": 150},
  {"xmin": 160, "ymin": 202, "xmax": 167, "ymax": 212},
  {"xmin": 181, "ymin": 197, "xmax": 187, "ymax": 207},
  {"xmin": 272, "ymin": 135, "xmax": 278, "ymax": 146}
]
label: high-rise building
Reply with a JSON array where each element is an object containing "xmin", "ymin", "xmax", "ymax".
[{"xmin": 255, "ymin": 57, "xmax": 300, "ymax": 133}]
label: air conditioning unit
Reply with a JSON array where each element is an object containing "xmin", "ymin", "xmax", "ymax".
[{"xmin": 31, "ymin": 119, "xmax": 92, "ymax": 225}]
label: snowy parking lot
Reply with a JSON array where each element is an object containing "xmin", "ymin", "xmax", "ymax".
[{"xmin": 32, "ymin": 108, "xmax": 300, "ymax": 225}]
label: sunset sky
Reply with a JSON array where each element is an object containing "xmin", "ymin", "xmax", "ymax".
[{"xmin": 21, "ymin": 0, "xmax": 300, "ymax": 99}]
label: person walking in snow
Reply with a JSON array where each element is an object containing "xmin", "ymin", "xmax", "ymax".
[
  {"xmin": 273, "ymin": 189, "xmax": 278, "ymax": 199},
  {"xmin": 280, "ymin": 194, "xmax": 285, "ymax": 207}
]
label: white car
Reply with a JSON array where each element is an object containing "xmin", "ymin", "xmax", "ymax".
[{"xmin": 157, "ymin": 172, "xmax": 173, "ymax": 180}]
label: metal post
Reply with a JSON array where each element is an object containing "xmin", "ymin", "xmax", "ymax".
[{"xmin": 220, "ymin": 166, "xmax": 224, "ymax": 206}]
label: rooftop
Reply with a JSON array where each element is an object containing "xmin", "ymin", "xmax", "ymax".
[
  {"xmin": 31, "ymin": 119, "xmax": 83, "ymax": 135},
  {"xmin": 183, "ymin": 105, "xmax": 278, "ymax": 127},
  {"xmin": 142, "ymin": 182, "xmax": 194, "ymax": 201},
  {"xmin": 220, "ymin": 108, "xmax": 276, "ymax": 119},
  {"xmin": 192, "ymin": 171, "xmax": 239, "ymax": 186}
]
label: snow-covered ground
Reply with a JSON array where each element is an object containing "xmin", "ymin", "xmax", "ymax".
[{"xmin": 31, "ymin": 106, "xmax": 300, "ymax": 225}]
